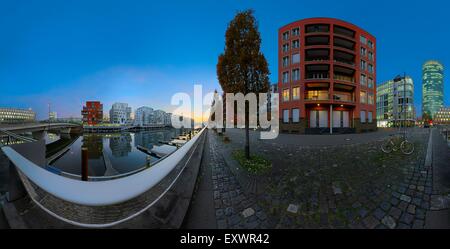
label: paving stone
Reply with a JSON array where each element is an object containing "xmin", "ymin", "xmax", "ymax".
[
  {"xmin": 400, "ymin": 195, "xmax": 412, "ymax": 203},
  {"xmin": 287, "ymin": 204, "xmax": 299, "ymax": 214},
  {"xmin": 381, "ymin": 216, "xmax": 397, "ymax": 229},
  {"xmin": 380, "ymin": 201, "xmax": 391, "ymax": 211},
  {"xmin": 389, "ymin": 207, "xmax": 402, "ymax": 220},
  {"xmin": 358, "ymin": 208, "xmax": 369, "ymax": 218},
  {"xmin": 400, "ymin": 213, "xmax": 414, "ymax": 225},
  {"xmin": 373, "ymin": 208, "xmax": 386, "ymax": 220},
  {"xmin": 363, "ymin": 216, "xmax": 380, "ymax": 229},
  {"xmin": 407, "ymin": 205, "xmax": 416, "ymax": 215},
  {"xmin": 242, "ymin": 208, "xmax": 255, "ymax": 218}
]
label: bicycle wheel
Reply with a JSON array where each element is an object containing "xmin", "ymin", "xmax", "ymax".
[
  {"xmin": 401, "ymin": 141, "xmax": 415, "ymax": 155},
  {"xmin": 381, "ymin": 140, "xmax": 394, "ymax": 153}
]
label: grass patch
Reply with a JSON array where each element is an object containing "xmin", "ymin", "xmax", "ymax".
[{"xmin": 232, "ymin": 150, "xmax": 272, "ymax": 174}]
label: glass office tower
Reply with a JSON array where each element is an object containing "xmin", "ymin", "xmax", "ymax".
[{"xmin": 422, "ymin": 60, "xmax": 444, "ymax": 119}]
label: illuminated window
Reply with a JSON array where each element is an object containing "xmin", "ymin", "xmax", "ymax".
[
  {"xmin": 283, "ymin": 89, "xmax": 290, "ymax": 102},
  {"xmin": 292, "ymin": 87, "xmax": 300, "ymax": 100},
  {"xmin": 360, "ymin": 91, "xmax": 367, "ymax": 104}
]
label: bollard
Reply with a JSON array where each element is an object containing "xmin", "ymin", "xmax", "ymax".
[{"xmin": 81, "ymin": 147, "xmax": 88, "ymax": 181}]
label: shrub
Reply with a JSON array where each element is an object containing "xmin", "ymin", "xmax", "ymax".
[{"xmin": 232, "ymin": 150, "xmax": 272, "ymax": 174}]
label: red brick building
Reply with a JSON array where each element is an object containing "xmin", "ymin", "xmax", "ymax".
[
  {"xmin": 278, "ymin": 18, "xmax": 377, "ymax": 134},
  {"xmin": 82, "ymin": 101, "xmax": 103, "ymax": 125}
]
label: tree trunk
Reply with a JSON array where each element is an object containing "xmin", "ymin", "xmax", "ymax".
[{"xmin": 245, "ymin": 102, "xmax": 250, "ymax": 159}]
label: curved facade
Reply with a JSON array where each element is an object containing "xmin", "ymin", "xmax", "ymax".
[
  {"xmin": 422, "ymin": 60, "xmax": 444, "ymax": 119},
  {"xmin": 278, "ymin": 18, "xmax": 377, "ymax": 133}
]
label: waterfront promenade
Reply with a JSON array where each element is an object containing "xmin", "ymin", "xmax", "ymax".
[
  {"xmin": 184, "ymin": 128, "xmax": 450, "ymax": 229},
  {"xmin": 1, "ymin": 127, "xmax": 449, "ymax": 229}
]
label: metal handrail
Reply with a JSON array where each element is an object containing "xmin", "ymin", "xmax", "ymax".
[{"xmin": 1, "ymin": 127, "xmax": 206, "ymax": 207}]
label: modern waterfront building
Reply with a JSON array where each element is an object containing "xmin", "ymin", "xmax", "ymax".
[
  {"xmin": 278, "ymin": 18, "xmax": 377, "ymax": 134},
  {"xmin": 81, "ymin": 101, "xmax": 103, "ymax": 125},
  {"xmin": 49, "ymin": 111, "xmax": 57, "ymax": 121},
  {"xmin": 164, "ymin": 113, "xmax": 172, "ymax": 126},
  {"xmin": 0, "ymin": 107, "xmax": 36, "ymax": 124},
  {"xmin": 422, "ymin": 60, "xmax": 444, "ymax": 119},
  {"xmin": 134, "ymin": 107, "xmax": 154, "ymax": 126},
  {"xmin": 434, "ymin": 107, "xmax": 450, "ymax": 125},
  {"xmin": 376, "ymin": 76, "xmax": 415, "ymax": 127},
  {"xmin": 110, "ymin": 103, "xmax": 132, "ymax": 125}
]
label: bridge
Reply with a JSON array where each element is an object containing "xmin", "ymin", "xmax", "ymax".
[
  {"xmin": 0, "ymin": 127, "xmax": 207, "ymax": 228},
  {"xmin": 0, "ymin": 123, "xmax": 82, "ymax": 135}
]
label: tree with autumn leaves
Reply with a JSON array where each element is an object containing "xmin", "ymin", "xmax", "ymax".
[{"xmin": 217, "ymin": 10, "xmax": 270, "ymax": 159}]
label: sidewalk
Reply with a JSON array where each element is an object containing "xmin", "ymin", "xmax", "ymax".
[
  {"xmin": 182, "ymin": 133, "xmax": 217, "ymax": 229},
  {"xmin": 425, "ymin": 129, "xmax": 450, "ymax": 228}
]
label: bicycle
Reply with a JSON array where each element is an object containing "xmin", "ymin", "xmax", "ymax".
[{"xmin": 381, "ymin": 133, "xmax": 415, "ymax": 155}]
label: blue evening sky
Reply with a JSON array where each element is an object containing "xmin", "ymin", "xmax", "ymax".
[{"xmin": 0, "ymin": 0, "xmax": 449, "ymax": 119}]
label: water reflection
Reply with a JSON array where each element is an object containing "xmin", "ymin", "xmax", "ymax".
[
  {"xmin": 48, "ymin": 129, "xmax": 182, "ymax": 177},
  {"xmin": 109, "ymin": 133, "xmax": 132, "ymax": 157}
]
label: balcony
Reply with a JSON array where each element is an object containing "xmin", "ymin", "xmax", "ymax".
[
  {"xmin": 334, "ymin": 37, "xmax": 355, "ymax": 51},
  {"xmin": 305, "ymin": 91, "xmax": 330, "ymax": 101},
  {"xmin": 333, "ymin": 93, "xmax": 355, "ymax": 103},
  {"xmin": 305, "ymin": 24, "xmax": 330, "ymax": 34},
  {"xmin": 305, "ymin": 73, "xmax": 330, "ymax": 81},
  {"xmin": 333, "ymin": 25, "xmax": 355, "ymax": 39},
  {"xmin": 334, "ymin": 74, "xmax": 355, "ymax": 83},
  {"xmin": 305, "ymin": 35, "xmax": 330, "ymax": 46}
]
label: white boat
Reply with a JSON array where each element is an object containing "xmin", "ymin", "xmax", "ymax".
[{"xmin": 150, "ymin": 145, "xmax": 177, "ymax": 158}]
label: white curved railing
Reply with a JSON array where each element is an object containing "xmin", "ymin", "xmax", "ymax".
[{"xmin": 1, "ymin": 127, "xmax": 206, "ymax": 207}]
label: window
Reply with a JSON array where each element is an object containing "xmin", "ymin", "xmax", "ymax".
[
  {"xmin": 360, "ymin": 74, "xmax": 367, "ymax": 86},
  {"xmin": 368, "ymin": 77, "xmax": 374, "ymax": 88},
  {"xmin": 283, "ymin": 44, "xmax": 289, "ymax": 52},
  {"xmin": 283, "ymin": 109, "xmax": 289, "ymax": 123},
  {"xmin": 292, "ymin": 53, "xmax": 300, "ymax": 64},
  {"xmin": 283, "ymin": 72, "xmax": 289, "ymax": 83},
  {"xmin": 292, "ymin": 40, "xmax": 300, "ymax": 49},
  {"xmin": 361, "ymin": 47, "xmax": 366, "ymax": 57},
  {"xmin": 292, "ymin": 69, "xmax": 300, "ymax": 81},
  {"xmin": 368, "ymin": 52, "xmax": 373, "ymax": 61},
  {"xmin": 361, "ymin": 60, "xmax": 367, "ymax": 70},
  {"xmin": 368, "ymin": 64, "xmax": 374, "ymax": 74},
  {"xmin": 360, "ymin": 91, "xmax": 367, "ymax": 104},
  {"xmin": 368, "ymin": 40, "xmax": 374, "ymax": 49},
  {"xmin": 292, "ymin": 28, "xmax": 300, "ymax": 36},
  {"xmin": 368, "ymin": 112, "xmax": 373, "ymax": 123},
  {"xmin": 368, "ymin": 93, "xmax": 374, "ymax": 105},
  {"xmin": 283, "ymin": 89, "xmax": 290, "ymax": 102},
  {"xmin": 360, "ymin": 35, "xmax": 367, "ymax": 45},
  {"xmin": 292, "ymin": 87, "xmax": 300, "ymax": 100},
  {"xmin": 283, "ymin": 31, "xmax": 290, "ymax": 41},
  {"xmin": 292, "ymin": 109, "xmax": 300, "ymax": 123},
  {"xmin": 283, "ymin": 56, "xmax": 289, "ymax": 67},
  {"xmin": 360, "ymin": 111, "xmax": 366, "ymax": 123}
]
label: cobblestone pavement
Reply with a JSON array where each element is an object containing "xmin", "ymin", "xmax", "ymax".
[
  {"xmin": 209, "ymin": 130, "xmax": 269, "ymax": 229},
  {"xmin": 211, "ymin": 128, "xmax": 437, "ymax": 229}
]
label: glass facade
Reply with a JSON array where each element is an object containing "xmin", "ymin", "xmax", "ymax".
[
  {"xmin": 376, "ymin": 76, "xmax": 415, "ymax": 127},
  {"xmin": 0, "ymin": 108, "xmax": 36, "ymax": 124},
  {"xmin": 422, "ymin": 60, "xmax": 444, "ymax": 119}
]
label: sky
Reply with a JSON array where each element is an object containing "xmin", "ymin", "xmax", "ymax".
[{"xmin": 1, "ymin": 0, "xmax": 449, "ymax": 120}]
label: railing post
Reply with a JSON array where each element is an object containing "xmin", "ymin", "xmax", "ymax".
[{"xmin": 81, "ymin": 147, "xmax": 88, "ymax": 181}]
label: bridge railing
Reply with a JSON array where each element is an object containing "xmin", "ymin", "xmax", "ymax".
[
  {"xmin": 0, "ymin": 129, "xmax": 37, "ymax": 146},
  {"xmin": 2, "ymin": 127, "xmax": 207, "ymax": 228}
]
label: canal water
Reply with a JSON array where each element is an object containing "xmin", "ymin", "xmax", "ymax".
[{"xmin": 46, "ymin": 129, "xmax": 182, "ymax": 177}]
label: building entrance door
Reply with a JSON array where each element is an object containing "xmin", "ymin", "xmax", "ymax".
[{"xmin": 332, "ymin": 111, "xmax": 350, "ymax": 128}]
